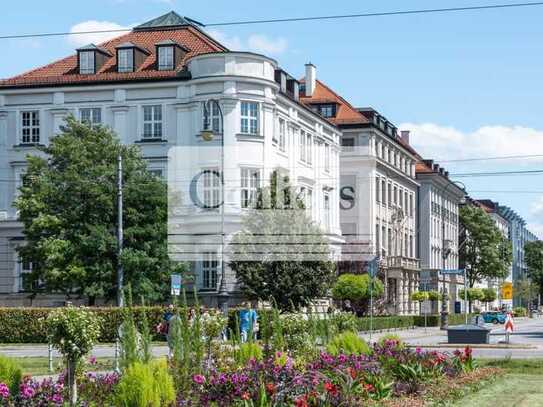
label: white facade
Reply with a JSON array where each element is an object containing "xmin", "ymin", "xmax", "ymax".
[
  {"xmin": 340, "ymin": 120, "xmax": 420, "ymax": 315},
  {"xmin": 0, "ymin": 52, "xmax": 341, "ymax": 305},
  {"xmin": 417, "ymin": 164, "xmax": 465, "ymax": 314}
]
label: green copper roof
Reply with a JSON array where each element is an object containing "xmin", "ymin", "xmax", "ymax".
[{"xmin": 134, "ymin": 11, "xmax": 197, "ymax": 31}]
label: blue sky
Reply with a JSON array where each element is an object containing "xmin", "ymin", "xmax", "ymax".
[{"xmin": 1, "ymin": 0, "xmax": 542, "ymax": 236}]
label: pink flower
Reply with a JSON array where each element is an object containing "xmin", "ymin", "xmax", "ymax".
[
  {"xmin": 0, "ymin": 383, "xmax": 9, "ymax": 399},
  {"xmin": 193, "ymin": 374, "xmax": 206, "ymax": 385},
  {"xmin": 20, "ymin": 383, "xmax": 35, "ymax": 399},
  {"xmin": 88, "ymin": 356, "xmax": 97, "ymax": 365}
]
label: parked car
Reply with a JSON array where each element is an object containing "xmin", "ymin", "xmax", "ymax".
[{"xmin": 482, "ymin": 311, "xmax": 506, "ymax": 324}]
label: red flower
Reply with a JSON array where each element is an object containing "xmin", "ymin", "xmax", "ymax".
[
  {"xmin": 324, "ymin": 382, "xmax": 338, "ymax": 396},
  {"xmin": 241, "ymin": 392, "xmax": 250, "ymax": 400},
  {"xmin": 266, "ymin": 383, "xmax": 276, "ymax": 394},
  {"xmin": 295, "ymin": 395, "xmax": 309, "ymax": 407},
  {"xmin": 363, "ymin": 383, "xmax": 375, "ymax": 393}
]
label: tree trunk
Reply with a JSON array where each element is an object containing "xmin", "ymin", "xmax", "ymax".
[{"xmin": 68, "ymin": 358, "xmax": 78, "ymax": 406}]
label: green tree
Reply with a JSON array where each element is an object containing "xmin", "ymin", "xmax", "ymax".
[
  {"xmin": 526, "ymin": 240, "xmax": 543, "ymax": 299},
  {"xmin": 481, "ymin": 288, "xmax": 497, "ymax": 310},
  {"xmin": 332, "ymin": 273, "xmax": 384, "ymax": 308},
  {"xmin": 229, "ymin": 171, "xmax": 336, "ymax": 312},
  {"xmin": 459, "ymin": 205, "xmax": 513, "ymax": 288},
  {"xmin": 458, "ymin": 287, "xmax": 484, "ymax": 305},
  {"xmin": 15, "ymin": 116, "xmax": 184, "ymax": 303}
]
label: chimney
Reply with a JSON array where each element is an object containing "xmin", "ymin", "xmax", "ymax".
[
  {"xmin": 305, "ymin": 62, "xmax": 316, "ymax": 97},
  {"xmin": 400, "ymin": 130, "xmax": 410, "ymax": 144}
]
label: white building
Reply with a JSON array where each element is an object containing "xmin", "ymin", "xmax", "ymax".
[
  {"xmin": 0, "ymin": 12, "xmax": 341, "ymax": 306},
  {"xmin": 300, "ymin": 75, "xmax": 420, "ymax": 315},
  {"xmin": 416, "ymin": 160, "xmax": 465, "ymax": 314}
]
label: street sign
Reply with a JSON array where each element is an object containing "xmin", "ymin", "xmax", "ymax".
[
  {"xmin": 171, "ymin": 274, "xmax": 182, "ymax": 296},
  {"xmin": 368, "ymin": 256, "xmax": 379, "ymax": 278},
  {"xmin": 440, "ymin": 269, "xmax": 465, "ymax": 275},
  {"xmin": 501, "ymin": 282, "xmax": 513, "ymax": 300},
  {"xmin": 421, "ymin": 300, "xmax": 432, "ymax": 314}
]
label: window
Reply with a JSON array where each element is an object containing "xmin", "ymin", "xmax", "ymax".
[
  {"xmin": 149, "ymin": 169, "xmax": 164, "ymax": 179},
  {"xmin": 381, "ymin": 179, "xmax": 386, "ymax": 204},
  {"xmin": 142, "ymin": 105, "xmax": 162, "ymax": 139},
  {"xmin": 317, "ymin": 104, "xmax": 335, "ymax": 118},
  {"xmin": 203, "ymin": 102, "xmax": 222, "ymax": 134},
  {"xmin": 341, "ymin": 138, "xmax": 354, "ymax": 151},
  {"xmin": 376, "ymin": 177, "xmax": 380, "ymax": 203},
  {"xmin": 201, "ymin": 169, "xmax": 221, "ymax": 209},
  {"xmin": 387, "ymin": 184, "xmax": 392, "ymax": 206},
  {"xmin": 323, "ymin": 192, "xmax": 330, "ymax": 229},
  {"xmin": 79, "ymin": 51, "xmax": 95, "ymax": 74},
  {"xmin": 21, "ymin": 111, "xmax": 40, "ymax": 144},
  {"xmin": 80, "ymin": 108, "xmax": 101, "ymax": 125},
  {"xmin": 201, "ymin": 252, "xmax": 218, "ymax": 289},
  {"xmin": 375, "ymin": 224, "xmax": 380, "ymax": 252},
  {"xmin": 240, "ymin": 101, "xmax": 259, "ymax": 134},
  {"xmin": 118, "ymin": 48, "xmax": 134, "ymax": 72},
  {"xmin": 324, "ymin": 143, "xmax": 330, "ymax": 172},
  {"xmin": 299, "ymin": 186, "xmax": 313, "ymax": 211},
  {"xmin": 158, "ymin": 46, "xmax": 174, "ymax": 70},
  {"xmin": 393, "ymin": 186, "xmax": 398, "ymax": 206},
  {"xmin": 405, "ymin": 191, "xmax": 409, "ymax": 215},
  {"xmin": 306, "ymin": 133, "xmax": 313, "ymax": 165},
  {"xmin": 240, "ymin": 168, "xmax": 261, "ymax": 208},
  {"xmin": 277, "ymin": 118, "xmax": 286, "ymax": 151},
  {"xmin": 299, "ymin": 130, "xmax": 306, "ymax": 162}
]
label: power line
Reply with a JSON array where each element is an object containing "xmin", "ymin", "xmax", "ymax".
[
  {"xmin": 1, "ymin": 2, "xmax": 543, "ymax": 40},
  {"xmin": 439, "ymin": 154, "xmax": 543, "ymax": 163},
  {"xmin": 452, "ymin": 169, "xmax": 543, "ymax": 177},
  {"xmin": 470, "ymin": 190, "xmax": 543, "ymax": 194}
]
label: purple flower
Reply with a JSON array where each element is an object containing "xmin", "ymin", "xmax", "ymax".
[
  {"xmin": 0, "ymin": 383, "xmax": 9, "ymax": 399},
  {"xmin": 193, "ymin": 374, "xmax": 206, "ymax": 385},
  {"xmin": 20, "ymin": 383, "xmax": 35, "ymax": 399}
]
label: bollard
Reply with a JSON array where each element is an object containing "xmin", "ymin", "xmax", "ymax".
[
  {"xmin": 48, "ymin": 343, "xmax": 53, "ymax": 373},
  {"xmin": 114, "ymin": 339, "xmax": 120, "ymax": 373}
]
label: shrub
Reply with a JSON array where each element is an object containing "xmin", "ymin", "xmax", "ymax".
[
  {"xmin": 513, "ymin": 307, "xmax": 527, "ymax": 317},
  {"xmin": 326, "ymin": 332, "xmax": 371, "ymax": 356},
  {"xmin": 115, "ymin": 361, "xmax": 175, "ymax": 407},
  {"xmin": 0, "ymin": 355, "xmax": 22, "ymax": 396},
  {"xmin": 410, "ymin": 291, "xmax": 429, "ymax": 302},
  {"xmin": 237, "ymin": 342, "xmax": 264, "ymax": 365}
]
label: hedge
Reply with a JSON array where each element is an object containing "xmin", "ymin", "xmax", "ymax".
[
  {"xmin": 0, "ymin": 307, "xmax": 165, "ymax": 344},
  {"xmin": 0, "ymin": 307, "xmax": 477, "ymax": 344}
]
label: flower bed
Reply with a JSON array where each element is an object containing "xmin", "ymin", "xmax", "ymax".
[{"xmin": 0, "ymin": 301, "xmax": 497, "ymax": 406}]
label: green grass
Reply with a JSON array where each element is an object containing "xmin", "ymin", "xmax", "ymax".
[
  {"xmin": 453, "ymin": 359, "xmax": 543, "ymax": 406},
  {"xmin": 13, "ymin": 357, "xmax": 115, "ymax": 376}
]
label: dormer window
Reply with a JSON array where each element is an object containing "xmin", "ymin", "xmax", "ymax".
[
  {"xmin": 158, "ymin": 46, "xmax": 174, "ymax": 70},
  {"xmin": 155, "ymin": 40, "xmax": 189, "ymax": 71},
  {"xmin": 118, "ymin": 48, "xmax": 134, "ymax": 72},
  {"xmin": 79, "ymin": 51, "xmax": 95, "ymax": 74},
  {"xmin": 115, "ymin": 42, "xmax": 150, "ymax": 73},
  {"xmin": 76, "ymin": 44, "xmax": 112, "ymax": 75}
]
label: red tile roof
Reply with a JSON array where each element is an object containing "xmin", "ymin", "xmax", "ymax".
[
  {"xmin": 0, "ymin": 25, "xmax": 227, "ymax": 88},
  {"xmin": 299, "ymin": 79, "xmax": 370, "ymax": 126},
  {"xmin": 416, "ymin": 161, "xmax": 433, "ymax": 174}
]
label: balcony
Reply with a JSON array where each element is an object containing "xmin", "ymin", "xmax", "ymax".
[{"xmin": 386, "ymin": 256, "xmax": 420, "ymax": 271}]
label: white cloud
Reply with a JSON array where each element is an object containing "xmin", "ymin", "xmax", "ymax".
[
  {"xmin": 530, "ymin": 196, "xmax": 543, "ymax": 218},
  {"xmin": 247, "ymin": 35, "xmax": 288, "ymax": 55},
  {"xmin": 399, "ymin": 123, "xmax": 543, "ymax": 163},
  {"xmin": 68, "ymin": 20, "xmax": 130, "ymax": 47},
  {"xmin": 528, "ymin": 222, "xmax": 543, "ymax": 240},
  {"xmin": 206, "ymin": 30, "xmax": 288, "ymax": 55}
]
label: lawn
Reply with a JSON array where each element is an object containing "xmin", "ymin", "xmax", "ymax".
[
  {"xmin": 453, "ymin": 359, "xmax": 543, "ymax": 406},
  {"xmin": 13, "ymin": 356, "xmax": 115, "ymax": 376}
]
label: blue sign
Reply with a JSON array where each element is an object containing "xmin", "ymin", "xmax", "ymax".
[
  {"xmin": 440, "ymin": 269, "xmax": 465, "ymax": 275},
  {"xmin": 368, "ymin": 256, "xmax": 379, "ymax": 278},
  {"xmin": 171, "ymin": 274, "xmax": 182, "ymax": 296}
]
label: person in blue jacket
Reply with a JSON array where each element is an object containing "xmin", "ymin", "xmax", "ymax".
[{"xmin": 239, "ymin": 302, "xmax": 258, "ymax": 343}]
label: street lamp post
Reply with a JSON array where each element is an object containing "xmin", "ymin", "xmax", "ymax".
[
  {"xmin": 440, "ymin": 180, "xmax": 466, "ymax": 330},
  {"xmin": 201, "ymin": 99, "xmax": 229, "ymax": 315}
]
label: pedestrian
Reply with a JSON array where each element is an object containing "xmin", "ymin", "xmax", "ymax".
[
  {"xmin": 239, "ymin": 302, "xmax": 258, "ymax": 343},
  {"xmin": 343, "ymin": 299, "xmax": 354, "ymax": 314}
]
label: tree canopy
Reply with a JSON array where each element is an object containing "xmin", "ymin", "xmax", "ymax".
[
  {"xmin": 459, "ymin": 205, "xmax": 512, "ymax": 287},
  {"xmin": 526, "ymin": 240, "xmax": 543, "ymax": 296},
  {"xmin": 229, "ymin": 171, "xmax": 336, "ymax": 311},
  {"xmin": 16, "ymin": 116, "xmax": 184, "ymax": 303},
  {"xmin": 332, "ymin": 273, "xmax": 384, "ymax": 302}
]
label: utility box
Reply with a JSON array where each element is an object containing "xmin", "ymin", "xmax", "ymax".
[{"xmin": 447, "ymin": 324, "xmax": 490, "ymax": 344}]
